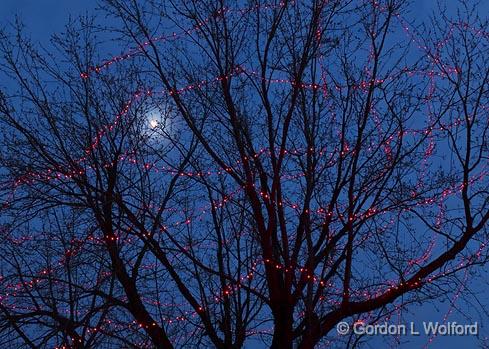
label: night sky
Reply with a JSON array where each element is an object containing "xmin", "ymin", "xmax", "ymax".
[{"xmin": 1, "ymin": 1, "xmax": 488, "ymax": 348}]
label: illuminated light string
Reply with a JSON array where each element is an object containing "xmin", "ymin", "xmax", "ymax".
[
  {"xmin": 365, "ymin": 16, "xmax": 450, "ymax": 167},
  {"xmin": 79, "ymin": 0, "xmax": 469, "ymax": 85},
  {"xmin": 1, "ymin": 259, "xmax": 258, "ymax": 333},
  {"xmin": 2, "ymin": 225, "xmax": 488, "ymax": 338},
  {"xmin": 127, "ymin": 5, "xmax": 488, "ymax": 334},
  {"xmin": 26, "ymin": 67, "xmax": 252, "ymax": 186},
  {"xmin": 286, "ymin": 176, "xmax": 487, "ymax": 301},
  {"xmin": 211, "ymin": 228, "xmax": 460, "ymax": 310},
  {"xmin": 0, "ymin": 231, "xmax": 389, "ymax": 329},
  {"xmin": 156, "ymin": 198, "xmax": 487, "ymax": 316},
  {"xmin": 317, "ymin": 242, "xmax": 484, "ymax": 309},
  {"xmin": 2, "ymin": 60, "xmax": 486, "ymax": 345},
  {"xmin": 6, "ymin": 66, "xmax": 255, "ymax": 195},
  {"xmin": 6, "ymin": 120, "xmax": 420, "ymax": 185},
  {"xmin": 4, "ymin": 188, "xmax": 262, "ymax": 299},
  {"xmin": 79, "ymin": 1, "xmax": 290, "ymax": 79},
  {"xmin": 390, "ymin": 12, "xmax": 489, "ymax": 103},
  {"xmin": 0, "ymin": 186, "xmax": 243, "ymax": 294},
  {"xmin": 0, "ymin": 143, "xmax": 397, "ymax": 212},
  {"xmin": 405, "ymin": 198, "xmax": 446, "ymax": 275},
  {"xmin": 45, "ymin": 1, "xmax": 462, "ymax": 215},
  {"xmin": 0, "ymin": 284, "xmax": 203, "ymax": 330},
  {"xmin": 453, "ymin": 20, "xmax": 489, "ymax": 39},
  {"xmin": 394, "ymin": 10, "xmax": 489, "ymax": 61},
  {"xmin": 315, "ymin": 0, "xmax": 330, "ymax": 98},
  {"xmin": 417, "ymin": 30, "xmax": 442, "ymax": 189},
  {"xmin": 72, "ymin": 60, "xmax": 461, "ymax": 194},
  {"xmin": 239, "ymin": 65, "xmax": 458, "ymax": 92},
  {"xmin": 425, "ymin": 239, "xmax": 488, "ymax": 286},
  {"xmin": 58, "ymin": 62, "xmax": 460, "ymax": 187},
  {"xmin": 3, "ymin": 93, "xmax": 472, "ymax": 211},
  {"xmin": 392, "ymin": 9, "xmax": 450, "ymax": 62},
  {"xmin": 0, "ymin": 303, "xmax": 204, "ymax": 339},
  {"xmin": 424, "ymin": 268, "xmax": 470, "ymax": 348},
  {"xmin": 81, "ymin": 96, "xmax": 136, "ymax": 160},
  {"xmin": 1, "ymin": 70, "xmax": 244, "ymax": 209},
  {"xmin": 2, "ymin": 160, "xmax": 487, "ymax": 299},
  {"xmin": 384, "ymin": 11, "xmax": 446, "ymax": 193},
  {"xmin": 2, "ymin": 159, "xmax": 487, "ymax": 300},
  {"xmin": 2, "ymin": 7, "xmax": 487, "ymax": 346},
  {"xmin": 55, "ymin": 249, "xmax": 481, "ymax": 348},
  {"xmin": 59, "ymin": 317, "xmax": 276, "ymax": 347}
]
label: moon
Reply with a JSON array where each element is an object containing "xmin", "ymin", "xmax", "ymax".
[
  {"xmin": 149, "ymin": 118, "xmax": 159, "ymax": 129},
  {"xmin": 143, "ymin": 102, "xmax": 177, "ymax": 140}
]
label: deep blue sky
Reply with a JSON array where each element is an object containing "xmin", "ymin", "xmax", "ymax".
[
  {"xmin": 1, "ymin": 1, "xmax": 488, "ymax": 349},
  {"xmin": 0, "ymin": 0, "xmax": 430, "ymax": 43},
  {"xmin": 1, "ymin": 0, "xmax": 97, "ymax": 41}
]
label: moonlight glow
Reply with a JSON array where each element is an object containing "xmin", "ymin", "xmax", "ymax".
[
  {"xmin": 149, "ymin": 118, "xmax": 159, "ymax": 129},
  {"xmin": 142, "ymin": 103, "xmax": 177, "ymax": 140}
]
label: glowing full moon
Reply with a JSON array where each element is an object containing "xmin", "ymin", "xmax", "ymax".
[
  {"xmin": 149, "ymin": 119, "xmax": 159, "ymax": 129},
  {"xmin": 142, "ymin": 102, "xmax": 177, "ymax": 140}
]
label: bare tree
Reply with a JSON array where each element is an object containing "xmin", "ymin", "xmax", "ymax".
[{"xmin": 0, "ymin": 0, "xmax": 488, "ymax": 348}]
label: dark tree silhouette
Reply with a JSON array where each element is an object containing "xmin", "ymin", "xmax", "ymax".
[{"xmin": 0, "ymin": 0, "xmax": 488, "ymax": 348}]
